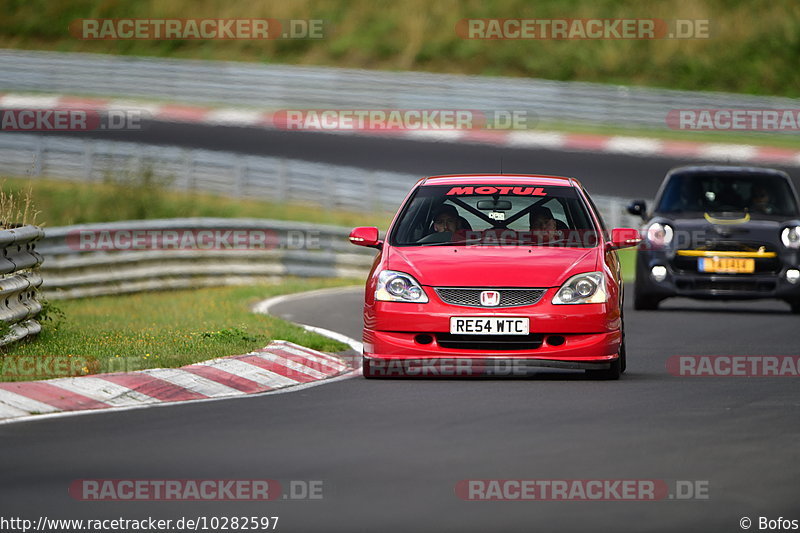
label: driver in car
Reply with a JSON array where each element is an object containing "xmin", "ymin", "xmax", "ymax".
[
  {"xmin": 417, "ymin": 204, "xmax": 466, "ymax": 243},
  {"xmin": 433, "ymin": 204, "xmax": 462, "ymax": 233},
  {"xmin": 749, "ymin": 186, "xmax": 774, "ymax": 214}
]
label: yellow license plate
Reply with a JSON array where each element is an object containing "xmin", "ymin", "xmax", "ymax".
[{"xmin": 698, "ymin": 257, "xmax": 755, "ymax": 273}]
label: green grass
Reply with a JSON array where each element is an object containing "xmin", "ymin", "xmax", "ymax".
[
  {"xmin": 0, "ymin": 279, "xmax": 359, "ymax": 382},
  {"xmin": 1, "ymin": 0, "xmax": 798, "ymax": 97},
  {"xmin": 2, "ymin": 175, "xmax": 393, "ymax": 228},
  {"xmin": 617, "ymin": 247, "xmax": 636, "ymax": 282},
  {"xmin": 0, "ymin": 174, "xmax": 377, "ymax": 383}
]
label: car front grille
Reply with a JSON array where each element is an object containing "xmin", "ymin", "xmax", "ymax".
[
  {"xmin": 435, "ymin": 333, "xmax": 544, "ymax": 350},
  {"xmin": 434, "ymin": 288, "xmax": 546, "ymax": 308}
]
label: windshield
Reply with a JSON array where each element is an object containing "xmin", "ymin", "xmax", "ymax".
[
  {"xmin": 656, "ymin": 172, "xmax": 799, "ymax": 217},
  {"xmin": 389, "ymin": 184, "xmax": 599, "ymax": 247}
]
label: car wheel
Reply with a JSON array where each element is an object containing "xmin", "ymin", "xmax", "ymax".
[
  {"xmin": 586, "ymin": 357, "xmax": 621, "ymax": 380},
  {"xmin": 789, "ymin": 300, "xmax": 800, "ymax": 314},
  {"xmin": 619, "ymin": 336, "xmax": 627, "ymax": 374}
]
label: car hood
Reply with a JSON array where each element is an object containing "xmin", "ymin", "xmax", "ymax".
[
  {"xmin": 387, "ymin": 245, "xmax": 599, "ymax": 287},
  {"xmin": 654, "ymin": 213, "xmax": 790, "ymax": 246}
]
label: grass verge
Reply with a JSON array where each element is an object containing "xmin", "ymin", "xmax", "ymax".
[
  {"xmin": 2, "ymin": 175, "xmax": 393, "ymax": 228},
  {"xmin": 0, "ymin": 179, "xmax": 39, "ymax": 229},
  {"xmin": 617, "ymin": 247, "xmax": 636, "ymax": 283},
  {"xmin": 0, "ymin": 279, "xmax": 359, "ymax": 382}
]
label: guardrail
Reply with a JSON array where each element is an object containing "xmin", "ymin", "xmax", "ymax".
[
  {"xmin": 38, "ymin": 213, "xmax": 649, "ymax": 300},
  {"xmin": 0, "ymin": 134, "xmax": 414, "ymax": 214},
  {"xmin": 37, "ymin": 218, "xmax": 376, "ymax": 299},
  {"xmin": 0, "ymin": 134, "xmax": 643, "ymax": 229},
  {"xmin": 0, "ymin": 225, "xmax": 44, "ymax": 345},
  {"xmin": 1, "ymin": 49, "xmax": 798, "ymax": 131}
]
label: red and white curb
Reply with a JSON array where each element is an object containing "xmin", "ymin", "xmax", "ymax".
[
  {"xmin": 0, "ymin": 340, "xmax": 353, "ymax": 424},
  {"xmin": 2, "ymin": 93, "xmax": 798, "ymax": 167}
]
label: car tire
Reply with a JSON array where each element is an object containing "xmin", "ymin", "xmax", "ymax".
[
  {"xmin": 789, "ymin": 300, "xmax": 800, "ymax": 314},
  {"xmin": 619, "ymin": 336, "xmax": 627, "ymax": 374},
  {"xmin": 586, "ymin": 357, "xmax": 621, "ymax": 380}
]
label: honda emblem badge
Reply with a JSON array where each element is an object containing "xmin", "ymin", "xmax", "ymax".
[{"xmin": 480, "ymin": 290, "xmax": 500, "ymax": 306}]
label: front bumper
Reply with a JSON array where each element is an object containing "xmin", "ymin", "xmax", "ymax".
[
  {"xmin": 362, "ymin": 355, "xmax": 615, "ymax": 377},
  {"xmin": 363, "ymin": 288, "xmax": 621, "ymax": 363},
  {"xmin": 637, "ymin": 249, "xmax": 800, "ymax": 300}
]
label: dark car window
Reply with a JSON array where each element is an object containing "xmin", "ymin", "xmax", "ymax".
[
  {"xmin": 390, "ymin": 184, "xmax": 598, "ymax": 247},
  {"xmin": 656, "ymin": 173, "xmax": 799, "ymax": 217}
]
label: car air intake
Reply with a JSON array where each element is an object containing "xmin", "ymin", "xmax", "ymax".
[
  {"xmin": 435, "ymin": 288, "xmax": 546, "ymax": 307},
  {"xmin": 435, "ymin": 333, "xmax": 544, "ymax": 350},
  {"xmin": 676, "ymin": 279, "xmax": 776, "ymax": 292}
]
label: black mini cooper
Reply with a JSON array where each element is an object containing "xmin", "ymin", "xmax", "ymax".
[{"xmin": 628, "ymin": 165, "xmax": 800, "ymax": 312}]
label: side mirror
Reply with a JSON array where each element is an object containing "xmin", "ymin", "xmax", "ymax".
[
  {"xmin": 608, "ymin": 228, "xmax": 642, "ymax": 250},
  {"xmin": 627, "ymin": 200, "xmax": 647, "ymax": 221},
  {"xmin": 349, "ymin": 226, "xmax": 382, "ymax": 249}
]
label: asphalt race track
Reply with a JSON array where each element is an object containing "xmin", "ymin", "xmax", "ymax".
[
  {"xmin": 1, "ymin": 128, "xmax": 798, "ymax": 533},
  {"xmin": 2, "ymin": 290, "xmax": 799, "ymax": 532},
  {"xmin": 40, "ymin": 120, "xmax": 800, "ymax": 200}
]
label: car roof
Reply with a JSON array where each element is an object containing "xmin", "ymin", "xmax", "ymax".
[
  {"xmin": 666, "ymin": 165, "xmax": 791, "ymax": 180},
  {"xmin": 421, "ymin": 174, "xmax": 581, "ymax": 188}
]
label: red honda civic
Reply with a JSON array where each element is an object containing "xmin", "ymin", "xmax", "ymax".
[{"xmin": 349, "ymin": 174, "xmax": 641, "ymax": 379}]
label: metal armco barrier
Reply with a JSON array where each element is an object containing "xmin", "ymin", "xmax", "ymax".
[
  {"xmin": 37, "ymin": 218, "xmax": 376, "ymax": 299},
  {"xmin": 0, "ymin": 134, "xmax": 414, "ymax": 214},
  {"xmin": 0, "ymin": 225, "xmax": 44, "ymax": 346},
  {"xmin": 1, "ymin": 49, "xmax": 798, "ymax": 131}
]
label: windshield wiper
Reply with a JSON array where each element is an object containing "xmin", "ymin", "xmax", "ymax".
[{"xmin": 414, "ymin": 241, "xmax": 473, "ymax": 246}]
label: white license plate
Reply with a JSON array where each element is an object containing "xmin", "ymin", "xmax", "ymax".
[{"xmin": 449, "ymin": 317, "xmax": 529, "ymax": 335}]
